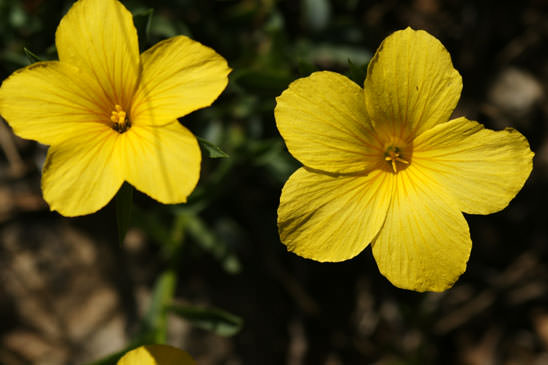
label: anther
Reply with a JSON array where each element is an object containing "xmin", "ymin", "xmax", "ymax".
[
  {"xmin": 110, "ymin": 104, "xmax": 131, "ymax": 133},
  {"xmin": 384, "ymin": 146, "xmax": 409, "ymax": 173}
]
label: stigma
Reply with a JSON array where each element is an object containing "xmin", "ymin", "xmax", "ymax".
[
  {"xmin": 110, "ymin": 104, "xmax": 131, "ymax": 133},
  {"xmin": 384, "ymin": 146, "xmax": 409, "ymax": 173}
]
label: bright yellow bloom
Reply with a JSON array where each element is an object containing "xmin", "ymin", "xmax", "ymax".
[
  {"xmin": 117, "ymin": 345, "xmax": 194, "ymax": 365},
  {"xmin": 275, "ymin": 28, "xmax": 534, "ymax": 292},
  {"xmin": 0, "ymin": 0, "xmax": 230, "ymax": 216}
]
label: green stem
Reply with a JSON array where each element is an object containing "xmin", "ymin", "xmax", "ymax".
[{"xmin": 115, "ymin": 182, "xmax": 134, "ymax": 245}]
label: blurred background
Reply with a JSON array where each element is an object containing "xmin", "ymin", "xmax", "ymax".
[{"xmin": 1, "ymin": 0, "xmax": 548, "ymax": 364}]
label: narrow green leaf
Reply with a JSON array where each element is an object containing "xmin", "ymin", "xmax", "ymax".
[
  {"xmin": 197, "ymin": 136, "xmax": 229, "ymax": 158},
  {"xmin": 182, "ymin": 213, "xmax": 241, "ymax": 274},
  {"xmin": 251, "ymin": 139, "xmax": 299, "ymax": 183},
  {"xmin": 168, "ymin": 303, "xmax": 243, "ymax": 337},
  {"xmin": 137, "ymin": 269, "xmax": 176, "ymax": 343},
  {"xmin": 115, "ymin": 182, "xmax": 133, "ymax": 245},
  {"xmin": 23, "ymin": 47, "xmax": 42, "ymax": 63},
  {"xmin": 86, "ymin": 272, "xmax": 175, "ymax": 364}
]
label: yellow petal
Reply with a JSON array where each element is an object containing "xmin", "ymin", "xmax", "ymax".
[
  {"xmin": 0, "ymin": 62, "xmax": 110, "ymax": 145},
  {"xmin": 275, "ymin": 71, "xmax": 381, "ymax": 174},
  {"xmin": 117, "ymin": 344, "xmax": 195, "ymax": 365},
  {"xmin": 364, "ymin": 27, "xmax": 462, "ymax": 140},
  {"xmin": 371, "ymin": 166, "xmax": 471, "ymax": 292},
  {"xmin": 122, "ymin": 121, "xmax": 201, "ymax": 204},
  {"xmin": 278, "ymin": 167, "xmax": 394, "ymax": 262},
  {"xmin": 42, "ymin": 124, "xmax": 124, "ymax": 217},
  {"xmin": 413, "ymin": 117, "xmax": 534, "ymax": 215},
  {"xmin": 132, "ymin": 36, "xmax": 230, "ymax": 126},
  {"xmin": 55, "ymin": 0, "xmax": 140, "ymax": 107}
]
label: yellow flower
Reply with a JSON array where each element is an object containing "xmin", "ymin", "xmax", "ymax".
[
  {"xmin": 275, "ymin": 28, "xmax": 534, "ymax": 292},
  {"xmin": 117, "ymin": 345, "xmax": 194, "ymax": 365},
  {"xmin": 0, "ymin": 0, "xmax": 230, "ymax": 217}
]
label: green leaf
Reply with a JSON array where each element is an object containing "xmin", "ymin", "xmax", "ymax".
[
  {"xmin": 197, "ymin": 136, "xmax": 229, "ymax": 158},
  {"xmin": 23, "ymin": 47, "xmax": 42, "ymax": 63},
  {"xmin": 168, "ymin": 303, "xmax": 243, "ymax": 337},
  {"xmin": 86, "ymin": 271, "xmax": 177, "ymax": 364},
  {"xmin": 182, "ymin": 213, "xmax": 241, "ymax": 274},
  {"xmin": 136, "ymin": 270, "xmax": 177, "ymax": 344},
  {"xmin": 251, "ymin": 139, "xmax": 299, "ymax": 183},
  {"xmin": 115, "ymin": 182, "xmax": 133, "ymax": 245}
]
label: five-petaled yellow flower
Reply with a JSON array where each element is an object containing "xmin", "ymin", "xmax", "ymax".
[
  {"xmin": 275, "ymin": 28, "xmax": 534, "ymax": 292},
  {"xmin": 117, "ymin": 345, "xmax": 194, "ymax": 365},
  {"xmin": 0, "ymin": 0, "xmax": 230, "ymax": 216}
]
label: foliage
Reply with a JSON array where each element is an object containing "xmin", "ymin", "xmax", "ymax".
[{"xmin": 1, "ymin": 0, "xmax": 545, "ymax": 364}]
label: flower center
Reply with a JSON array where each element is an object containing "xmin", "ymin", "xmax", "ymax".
[
  {"xmin": 110, "ymin": 104, "xmax": 131, "ymax": 133},
  {"xmin": 384, "ymin": 145, "xmax": 409, "ymax": 173}
]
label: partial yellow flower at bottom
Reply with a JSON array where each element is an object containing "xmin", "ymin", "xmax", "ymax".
[
  {"xmin": 275, "ymin": 27, "xmax": 534, "ymax": 292},
  {"xmin": 0, "ymin": 0, "xmax": 230, "ymax": 217},
  {"xmin": 118, "ymin": 345, "xmax": 195, "ymax": 365}
]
